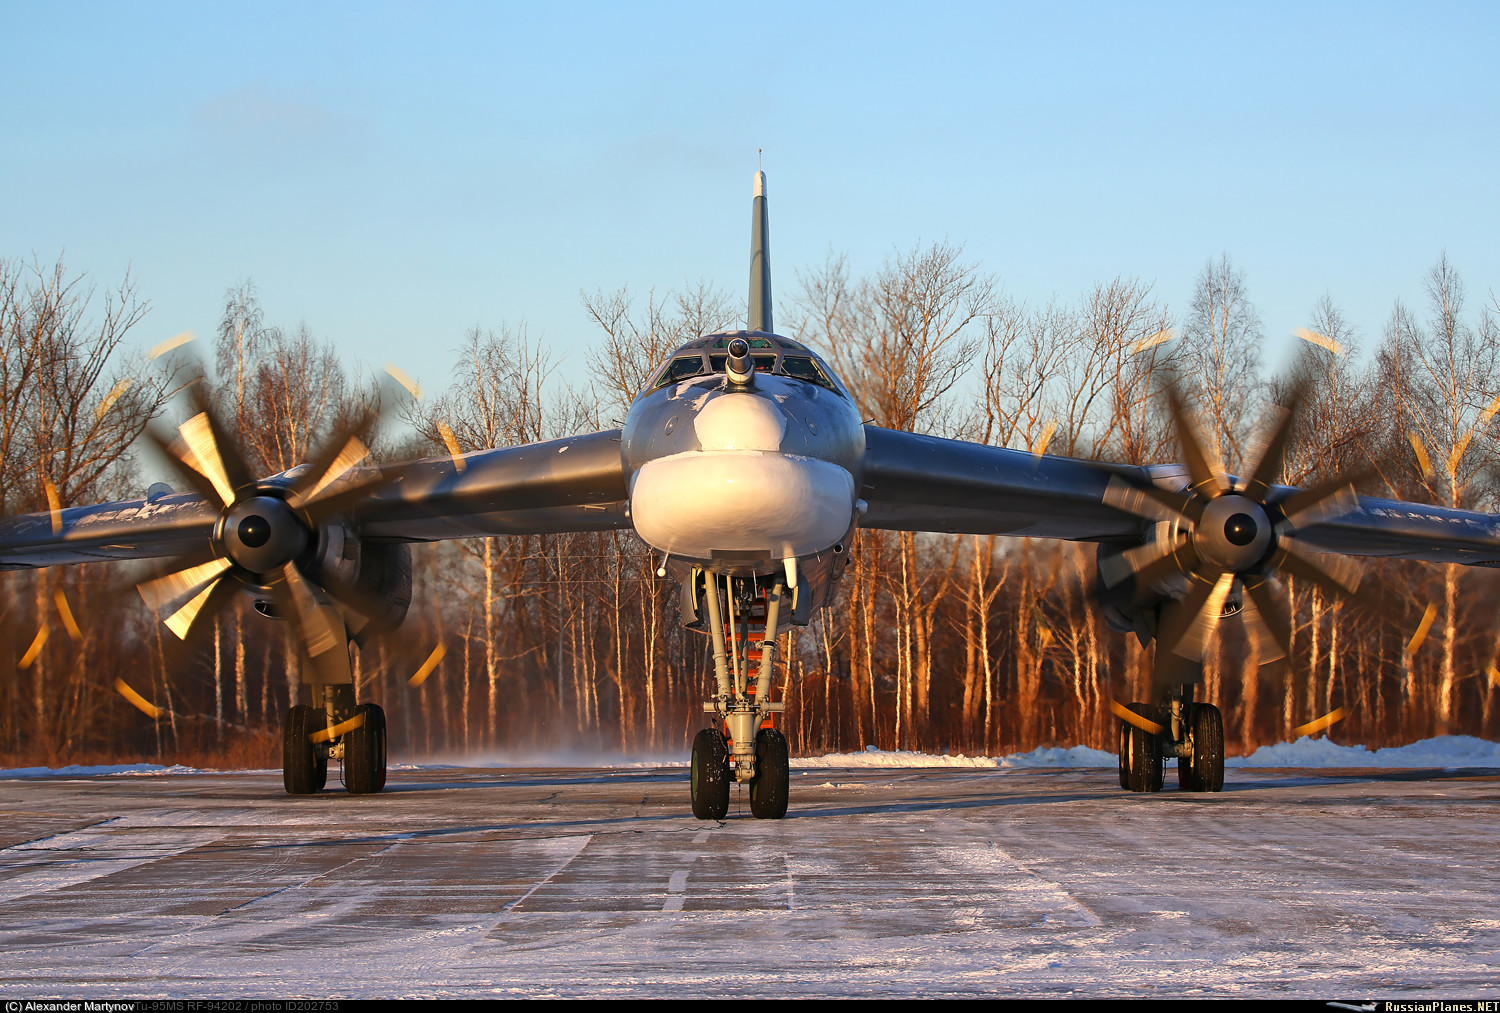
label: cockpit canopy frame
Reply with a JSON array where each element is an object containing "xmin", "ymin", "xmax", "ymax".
[{"xmin": 641, "ymin": 330, "xmax": 847, "ymax": 399}]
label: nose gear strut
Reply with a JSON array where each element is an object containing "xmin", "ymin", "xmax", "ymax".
[{"xmin": 691, "ymin": 571, "xmax": 790, "ymax": 819}]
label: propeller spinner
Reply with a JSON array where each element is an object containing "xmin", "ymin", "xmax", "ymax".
[
  {"xmin": 1100, "ymin": 378, "xmax": 1363, "ymax": 696},
  {"xmin": 136, "ymin": 381, "xmax": 401, "ymax": 684}
]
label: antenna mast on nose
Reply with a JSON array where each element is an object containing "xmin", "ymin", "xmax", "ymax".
[{"xmin": 749, "ymin": 164, "xmax": 772, "ymax": 333}]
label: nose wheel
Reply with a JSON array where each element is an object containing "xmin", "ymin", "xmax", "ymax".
[
  {"xmin": 748, "ymin": 728, "xmax": 789, "ymax": 819},
  {"xmin": 690, "ymin": 728, "xmax": 731, "ymax": 820},
  {"xmin": 689, "ymin": 570, "xmax": 793, "ymax": 819}
]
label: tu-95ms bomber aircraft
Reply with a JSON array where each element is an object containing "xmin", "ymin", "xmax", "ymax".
[{"xmin": 4, "ymin": 172, "xmax": 1500, "ymax": 817}]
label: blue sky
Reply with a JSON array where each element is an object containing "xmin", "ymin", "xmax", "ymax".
[{"xmin": 5, "ymin": 1, "xmax": 1498, "ymax": 391}]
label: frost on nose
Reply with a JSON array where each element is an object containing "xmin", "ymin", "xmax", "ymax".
[
  {"xmin": 631, "ymin": 453, "xmax": 855, "ymax": 560},
  {"xmin": 694, "ymin": 393, "xmax": 785, "ymax": 451}
]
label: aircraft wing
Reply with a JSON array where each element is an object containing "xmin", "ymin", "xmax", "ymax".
[
  {"xmin": 0, "ymin": 494, "xmax": 216, "ymax": 570},
  {"xmin": 351, "ymin": 428, "xmax": 631, "ymax": 540},
  {"xmin": 0, "ymin": 429, "xmax": 631, "ymax": 570},
  {"xmin": 1290, "ymin": 494, "xmax": 1500, "ymax": 566},
  {"xmin": 856, "ymin": 425, "xmax": 1144, "ymax": 541},
  {"xmin": 856, "ymin": 425, "xmax": 1500, "ymax": 567}
]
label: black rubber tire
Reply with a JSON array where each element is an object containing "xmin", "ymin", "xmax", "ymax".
[
  {"xmin": 1183, "ymin": 703, "xmax": 1225, "ymax": 793},
  {"xmin": 1125, "ymin": 702, "xmax": 1163, "ymax": 793},
  {"xmin": 690, "ymin": 728, "xmax": 731, "ymax": 820},
  {"xmin": 1118, "ymin": 718, "xmax": 1131, "ymax": 789},
  {"xmin": 1177, "ymin": 747, "xmax": 1201, "ymax": 791},
  {"xmin": 1177, "ymin": 708, "xmax": 1200, "ymax": 791},
  {"xmin": 344, "ymin": 703, "xmax": 387, "ymax": 795},
  {"xmin": 748, "ymin": 728, "xmax": 790, "ymax": 820},
  {"xmin": 282, "ymin": 705, "xmax": 328, "ymax": 796}
]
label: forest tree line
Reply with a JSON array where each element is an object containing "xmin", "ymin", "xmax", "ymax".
[{"xmin": 2, "ymin": 246, "xmax": 1499, "ymax": 766}]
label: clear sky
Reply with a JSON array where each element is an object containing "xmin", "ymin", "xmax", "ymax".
[{"xmin": 5, "ymin": 1, "xmax": 1498, "ymax": 392}]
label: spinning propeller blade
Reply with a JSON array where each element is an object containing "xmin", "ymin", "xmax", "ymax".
[
  {"xmin": 133, "ymin": 364, "xmax": 424, "ymax": 685},
  {"xmin": 1101, "ymin": 371, "xmax": 1367, "ymax": 703}
]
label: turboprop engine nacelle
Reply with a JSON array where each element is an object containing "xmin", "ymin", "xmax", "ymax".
[{"xmin": 248, "ymin": 509, "xmax": 412, "ymax": 644}]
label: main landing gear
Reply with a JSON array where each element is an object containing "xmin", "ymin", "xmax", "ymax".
[
  {"xmin": 690, "ymin": 571, "xmax": 791, "ymax": 819},
  {"xmin": 1117, "ymin": 685, "xmax": 1224, "ymax": 793},
  {"xmin": 282, "ymin": 684, "xmax": 387, "ymax": 796}
]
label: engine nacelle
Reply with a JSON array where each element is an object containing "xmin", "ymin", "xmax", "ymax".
[
  {"xmin": 1095, "ymin": 541, "xmax": 1242, "ymax": 648},
  {"xmin": 306, "ymin": 522, "xmax": 412, "ymax": 645}
]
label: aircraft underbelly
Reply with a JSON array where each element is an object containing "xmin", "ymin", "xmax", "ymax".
[{"xmin": 631, "ymin": 451, "xmax": 854, "ymax": 560}]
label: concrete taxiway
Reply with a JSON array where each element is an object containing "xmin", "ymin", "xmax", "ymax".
[{"xmin": 0, "ymin": 764, "xmax": 1497, "ymax": 997}]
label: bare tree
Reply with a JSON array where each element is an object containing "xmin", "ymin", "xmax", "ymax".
[
  {"xmin": 238, "ymin": 323, "xmax": 359, "ymax": 476},
  {"xmin": 797, "ymin": 242, "xmax": 996, "ymax": 435},
  {"xmin": 1086, "ymin": 278, "xmax": 1176, "ymax": 466},
  {"xmin": 975, "ymin": 296, "xmax": 1074, "ymax": 451},
  {"xmin": 215, "ymin": 281, "xmax": 274, "ymax": 438},
  {"xmin": 583, "ymin": 281, "xmax": 738, "ymax": 417},
  {"xmin": 1278, "ymin": 295, "xmax": 1374, "ymax": 485},
  {"xmin": 416, "ymin": 325, "xmax": 562, "ymax": 744},
  {"xmin": 1373, "ymin": 255, "xmax": 1500, "ymax": 730},
  {"xmin": 1180, "ymin": 255, "xmax": 1263, "ymax": 471},
  {"xmin": 1, "ymin": 256, "xmax": 164, "ymax": 512}
]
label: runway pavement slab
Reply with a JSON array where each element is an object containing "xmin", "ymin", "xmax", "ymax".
[{"xmin": 0, "ymin": 763, "xmax": 1497, "ymax": 997}]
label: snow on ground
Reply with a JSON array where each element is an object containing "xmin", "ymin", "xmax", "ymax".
[
  {"xmin": 1, "ymin": 762, "xmax": 1497, "ymax": 996},
  {"xmin": 791, "ymin": 744, "xmax": 1117, "ymax": 768},
  {"xmin": 0, "ymin": 763, "xmax": 209, "ymax": 779},
  {"xmin": 1228, "ymin": 733, "xmax": 1500, "ymax": 768},
  {"xmin": 7, "ymin": 735, "xmax": 1497, "ymax": 779}
]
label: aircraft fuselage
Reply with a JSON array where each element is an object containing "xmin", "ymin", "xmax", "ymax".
[{"xmin": 621, "ymin": 330, "xmax": 864, "ymax": 628}]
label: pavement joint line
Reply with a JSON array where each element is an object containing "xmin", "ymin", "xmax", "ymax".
[{"xmin": 499, "ymin": 834, "xmax": 593, "ymax": 916}]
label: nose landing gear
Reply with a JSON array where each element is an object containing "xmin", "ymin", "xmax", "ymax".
[
  {"xmin": 691, "ymin": 571, "xmax": 791, "ymax": 819},
  {"xmin": 691, "ymin": 727, "xmax": 731, "ymax": 819}
]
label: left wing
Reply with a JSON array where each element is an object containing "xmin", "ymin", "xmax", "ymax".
[
  {"xmin": 856, "ymin": 424, "xmax": 1500, "ymax": 567},
  {"xmin": 352, "ymin": 428, "xmax": 631, "ymax": 540},
  {"xmin": 856, "ymin": 425, "xmax": 1143, "ymax": 541}
]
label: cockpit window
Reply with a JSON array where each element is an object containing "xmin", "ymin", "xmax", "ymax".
[
  {"xmin": 644, "ymin": 337, "xmax": 847, "ymax": 397},
  {"xmin": 779, "ymin": 355, "xmax": 837, "ymax": 391},
  {"xmin": 708, "ymin": 353, "xmax": 777, "ymax": 373},
  {"xmin": 654, "ymin": 355, "xmax": 707, "ymax": 388}
]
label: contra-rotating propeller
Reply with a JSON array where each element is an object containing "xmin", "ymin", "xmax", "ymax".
[
  {"xmin": 135, "ymin": 375, "xmax": 410, "ymax": 685},
  {"xmin": 1098, "ymin": 377, "xmax": 1364, "ymax": 698}
]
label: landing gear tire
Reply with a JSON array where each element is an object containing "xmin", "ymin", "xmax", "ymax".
[
  {"xmin": 1178, "ymin": 703, "xmax": 1225, "ymax": 793},
  {"xmin": 749, "ymin": 728, "xmax": 790, "ymax": 820},
  {"xmin": 1117, "ymin": 719, "xmax": 1130, "ymax": 789},
  {"xmin": 1124, "ymin": 702, "xmax": 1163, "ymax": 793},
  {"xmin": 690, "ymin": 728, "xmax": 731, "ymax": 820},
  {"xmin": 344, "ymin": 703, "xmax": 387, "ymax": 795},
  {"xmin": 282, "ymin": 705, "xmax": 328, "ymax": 796}
]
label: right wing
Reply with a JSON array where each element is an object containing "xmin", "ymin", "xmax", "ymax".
[{"xmin": 0, "ymin": 428, "xmax": 632, "ymax": 571}]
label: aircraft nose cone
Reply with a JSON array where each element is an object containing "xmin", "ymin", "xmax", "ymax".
[{"xmin": 694, "ymin": 392, "xmax": 785, "ymax": 452}]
